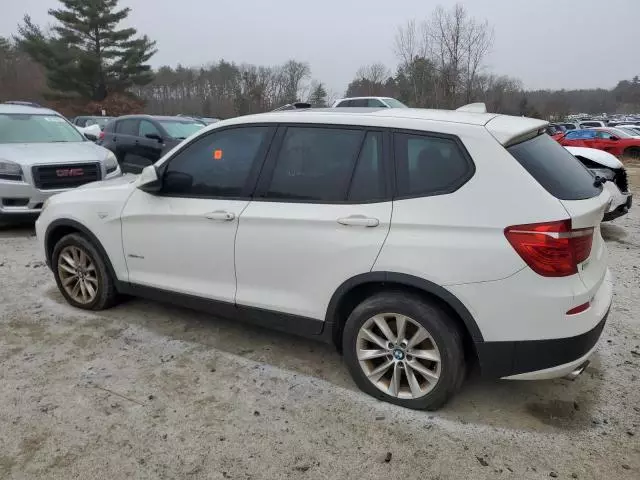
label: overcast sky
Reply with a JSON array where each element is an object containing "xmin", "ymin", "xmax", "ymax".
[{"xmin": 2, "ymin": 0, "xmax": 639, "ymax": 95}]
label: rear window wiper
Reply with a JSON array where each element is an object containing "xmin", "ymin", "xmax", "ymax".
[{"xmin": 593, "ymin": 176, "xmax": 608, "ymax": 187}]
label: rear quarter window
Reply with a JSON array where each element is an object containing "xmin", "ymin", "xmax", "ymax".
[
  {"xmin": 394, "ymin": 132, "xmax": 474, "ymax": 197},
  {"xmin": 508, "ymin": 134, "xmax": 601, "ymax": 200}
]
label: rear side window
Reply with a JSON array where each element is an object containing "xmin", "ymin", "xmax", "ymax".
[
  {"xmin": 508, "ymin": 134, "xmax": 601, "ymax": 200},
  {"xmin": 394, "ymin": 133, "xmax": 473, "ymax": 197},
  {"xmin": 116, "ymin": 119, "xmax": 139, "ymax": 135},
  {"xmin": 265, "ymin": 127, "xmax": 364, "ymax": 201}
]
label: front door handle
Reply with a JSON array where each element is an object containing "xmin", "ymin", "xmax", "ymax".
[
  {"xmin": 204, "ymin": 210, "xmax": 235, "ymax": 221},
  {"xmin": 337, "ymin": 215, "xmax": 379, "ymax": 227}
]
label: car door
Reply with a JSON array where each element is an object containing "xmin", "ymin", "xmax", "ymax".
[
  {"xmin": 235, "ymin": 125, "xmax": 392, "ymax": 329},
  {"xmin": 126, "ymin": 119, "xmax": 166, "ymax": 173},
  {"xmin": 120, "ymin": 125, "xmax": 275, "ymax": 302},
  {"xmin": 113, "ymin": 118, "xmax": 140, "ymax": 171},
  {"xmin": 592, "ymin": 130, "xmax": 618, "ymax": 153}
]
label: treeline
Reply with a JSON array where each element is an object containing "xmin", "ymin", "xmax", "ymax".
[
  {"xmin": 2, "ymin": 2, "xmax": 639, "ymax": 119},
  {"xmin": 131, "ymin": 60, "xmax": 329, "ymax": 118}
]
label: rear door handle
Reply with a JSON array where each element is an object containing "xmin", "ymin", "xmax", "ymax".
[
  {"xmin": 337, "ymin": 215, "xmax": 379, "ymax": 227},
  {"xmin": 204, "ymin": 210, "xmax": 235, "ymax": 221}
]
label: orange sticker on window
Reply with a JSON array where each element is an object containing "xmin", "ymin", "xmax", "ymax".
[{"xmin": 213, "ymin": 149, "xmax": 223, "ymax": 160}]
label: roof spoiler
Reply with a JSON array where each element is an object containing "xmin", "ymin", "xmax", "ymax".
[{"xmin": 456, "ymin": 102, "xmax": 487, "ymax": 114}]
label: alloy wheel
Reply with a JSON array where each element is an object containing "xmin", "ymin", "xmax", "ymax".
[
  {"xmin": 57, "ymin": 245, "xmax": 99, "ymax": 305},
  {"xmin": 356, "ymin": 313, "xmax": 441, "ymax": 399}
]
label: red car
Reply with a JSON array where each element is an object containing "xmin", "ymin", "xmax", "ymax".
[{"xmin": 558, "ymin": 128, "xmax": 640, "ymax": 159}]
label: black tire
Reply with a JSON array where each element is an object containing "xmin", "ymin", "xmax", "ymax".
[
  {"xmin": 624, "ymin": 147, "xmax": 640, "ymax": 161},
  {"xmin": 342, "ymin": 291, "xmax": 465, "ymax": 410},
  {"xmin": 51, "ymin": 233, "xmax": 119, "ymax": 310}
]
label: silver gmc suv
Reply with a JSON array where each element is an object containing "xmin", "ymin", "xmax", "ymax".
[{"xmin": 0, "ymin": 104, "xmax": 121, "ymax": 222}]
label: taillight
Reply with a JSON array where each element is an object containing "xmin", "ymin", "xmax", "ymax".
[
  {"xmin": 98, "ymin": 131, "xmax": 105, "ymax": 141},
  {"xmin": 504, "ymin": 219, "xmax": 593, "ymax": 277}
]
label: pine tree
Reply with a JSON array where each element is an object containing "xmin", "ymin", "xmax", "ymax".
[
  {"xmin": 309, "ymin": 82, "xmax": 327, "ymax": 107},
  {"xmin": 17, "ymin": 0, "xmax": 156, "ymax": 101}
]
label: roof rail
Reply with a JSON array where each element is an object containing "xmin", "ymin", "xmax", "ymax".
[{"xmin": 456, "ymin": 102, "xmax": 487, "ymax": 113}]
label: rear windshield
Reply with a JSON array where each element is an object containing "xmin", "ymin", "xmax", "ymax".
[{"xmin": 508, "ymin": 134, "xmax": 601, "ymax": 200}]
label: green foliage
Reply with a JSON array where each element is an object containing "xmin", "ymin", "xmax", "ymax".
[
  {"xmin": 308, "ymin": 82, "xmax": 327, "ymax": 107},
  {"xmin": 17, "ymin": 0, "xmax": 156, "ymax": 101}
]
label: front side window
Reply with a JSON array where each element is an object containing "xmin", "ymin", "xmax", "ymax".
[
  {"xmin": 565, "ymin": 130, "xmax": 596, "ymax": 140},
  {"xmin": 139, "ymin": 120, "xmax": 161, "ymax": 138},
  {"xmin": 265, "ymin": 127, "xmax": 364, "ymax": 202},
  {"xmin": 595, "ymin": 131, "xmax": 615, "ymax": 140},
  {"xmin": 394, "ymin": 133, "xmax": 473, "ymax": 197},
  {"xmin": 0, "ymin": 114, "xmax": 85, "ymax": 144},
  {"xmin": 162, "ymin": 127, "xmax": 270, "ymax": 198}
]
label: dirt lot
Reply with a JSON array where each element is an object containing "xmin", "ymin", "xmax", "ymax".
[{"xmin": 1, "ymin": 166, "xmax": 639, "ymax": 480}]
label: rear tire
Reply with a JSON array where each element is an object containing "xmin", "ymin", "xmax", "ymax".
[
  {"xmin": 52, "ymin": 233, "xmax": 119, "ymax": 310},
  {"xmin": 342, "ymin": 291, "xmax": 465, "ymax": 410}
]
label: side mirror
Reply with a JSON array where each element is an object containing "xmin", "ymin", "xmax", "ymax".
[
  {"xmin": 609, "ymin": 136, "xmax": 619, "ymax": 141},
  {"xmin": 145, "ymin": 133, "xmax": 163, "ymax": 142},
  {"xmin": 137, "ymin": 165, "xmax": 162, "ymax": 193}
]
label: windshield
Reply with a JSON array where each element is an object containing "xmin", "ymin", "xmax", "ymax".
[
  {"xmin": 383, "ymin": 98, "xmax": 408, "ymax": 108},
  {"xmin": 158, "ymin": 120, "xmax": 205, "ymax": 139},
  {"xmin": 607, "ymin": 128, "xmax": 632, "ymax": 138},
  {"xmin": 0, "ymin": 114, "xmax": 85, "ymax": 144},
  {"xmin": 618, "ymin": 127, "xmax": 639, "ymax": 137}
]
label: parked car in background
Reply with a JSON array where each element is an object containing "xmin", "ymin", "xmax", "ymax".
[
  {"xmin": 556, "ymin": 122, "xmax": 580, "ymax": 131},
  {"xmin": 98, "ymin": 115, "xmax": 206, "ymax": 173},
  {"xmin": 578, "ymin": 120, "xmax": 607, "ymax": 128},
  {"xmin": 272, "ymin": 102, "xmax": 312, "ymax": 111},
  {"xmin": 558, "ymin": 128, "xmax": 640, "ymax": 159},
  {"xmin": 615, "ymin": 125, "xmax": 640, "ymax": 136},
  {"xmin": 565, "ymin": 146, "xmax": 632, "ymax": 221},
  {"xmin": 545, "ymin": 124, "xmax": 566, "ymax": 141},
  {"xmin": 37, "ymin": 108, "xmax": 612, "ymax": 410},
  {"xmin": 593, "ymin": 127, "xmax": 640, "ymax": 139},
  {"xmin": 332, "ymin": 97, "xmax": 408, "ymax": 108},
  {"xmin": 72, "ymin": 116, "xmax": 113, "ymax": 129},
  {"xmin": 0, "ymin": 104, "xmax": 121, "ymax": 222}
]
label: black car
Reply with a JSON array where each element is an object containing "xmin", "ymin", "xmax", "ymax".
[{"xmin": 99, "ymin": 115, "xmax": 205, "ymax": 173}]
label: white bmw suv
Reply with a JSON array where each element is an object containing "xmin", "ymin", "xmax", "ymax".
[{"xmin": 36, "ymin": 108, "xmax": 613, "ymax": 410}]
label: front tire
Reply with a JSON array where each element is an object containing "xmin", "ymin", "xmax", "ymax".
[
  {"xmin": 52, "ymin": 233, "xmax": 119, "ymax": 310},
  {"xmin": 342, "ymin": 292, "xmax": 465, "ymax": 410},
  {"xmin": 624, "ymin": 147, "xmax": 640, "ymax": 161}
]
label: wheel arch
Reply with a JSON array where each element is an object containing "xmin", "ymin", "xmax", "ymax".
[
  {"xmin": 45, "ymin": 219, "xmax": 118, "ymax": 282},
  {"xmin": 325, "ymin": 272, "xmax": 483, "ymax": 353}
]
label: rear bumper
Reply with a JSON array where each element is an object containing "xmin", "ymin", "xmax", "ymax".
[
  {"xmin": 469, "ymin": 268, "xmax": 612, "ymax": 379},
  {"xmin": 476, "ymin": 309, "xmax": 608, "ymax": 379}
]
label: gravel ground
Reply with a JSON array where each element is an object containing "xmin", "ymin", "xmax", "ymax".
[{"xmin": 0, "ymin": 165, "xmax": 639, "ymax": 480}]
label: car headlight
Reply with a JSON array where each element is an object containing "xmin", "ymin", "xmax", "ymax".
[
  {"xmin": 0, "ymin": 160, "xmax": 23, "ymax": 181},
  {"xmin": 590, "ymin": 168, "xmax": 615, "ymax": 180},
  {"xmin": 104, "ymin": 151, "xmax": 119, "ymax": 174},
  {"xmin": 41, "ymin": 197, "xmax": 51, "ymax": 212}
]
